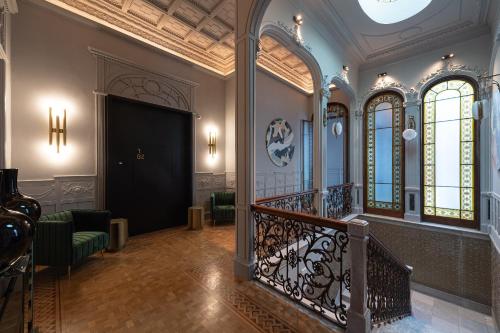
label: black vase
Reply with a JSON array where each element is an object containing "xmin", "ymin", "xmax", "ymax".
[
  {"xmin": 0, "ymin": 169, "xmax": 41, "ymax": 222},
  {"xmin": 0, "ymin": 206, "xmax": 34, "ymax": 272}
]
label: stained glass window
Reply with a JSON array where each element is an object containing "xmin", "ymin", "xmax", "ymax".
[
  {"xmin": 364, "ymin": 93, "xmax": 404, "ymax": 217},
  {"xmin": 422, "ymin": 78, "xmax": 477, "ymax": 225}
]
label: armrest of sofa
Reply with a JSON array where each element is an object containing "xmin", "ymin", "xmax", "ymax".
[
  {"xmin": 71, "ymin": 210, "xmax": 112, "ymax": 234},
  {"xmin": 34, "ymin": 220, "xmax": 73, "ymax": 266},
  {"xmin": 210, "ymin": 193, "xmax": 216, "ymax": 221}
]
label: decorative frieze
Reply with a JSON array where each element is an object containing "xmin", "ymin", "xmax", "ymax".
[{"xmin": 18, "ymin": 175, "xmax": 96, "ymax": 214}]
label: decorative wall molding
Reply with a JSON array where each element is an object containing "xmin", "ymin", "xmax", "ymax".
[
  {"xmin": 92, "ymin": 48, "xmax": 198, "ymax": 209},
  {"xmin": 357, "ymin": 79, "xmax": 413, "ymax": 116},
  {"xmin": 255, "ymin": 171, "xmax": 302, "ymax": 199},
  {"xmin": 415, "ymin": 62, "xmax": 487, "ymax": 99},
  {"xmin": 18, "ymin": 175, "xmax": 96, "ymax": 214},
  {"xmin": 194, "ymin": 172, "xmax": 234, "ymax": 219}
]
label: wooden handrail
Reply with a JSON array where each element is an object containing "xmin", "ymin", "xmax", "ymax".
[
  {"xmin": 250, "ymin": 204, "xmax": 348, "ymax": 231},
  {"xmin": 369, "ymin": 232, "xmax": 412, "ymax": 273},
  {"xmin": 255, "ymin": 189, "xmax": 318, "ymax": 205}
]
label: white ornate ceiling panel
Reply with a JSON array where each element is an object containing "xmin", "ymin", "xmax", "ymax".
[
  {"xmin": 257, "ymin": 35, "xmax": 313, "ymax": 94},
  {"xmin": 298, "ymin": 0, "xmax": 491, "ymax": 68},
  {"xmin": 44, "ymin": 0, "xmax": 312, "ymax": 93}
]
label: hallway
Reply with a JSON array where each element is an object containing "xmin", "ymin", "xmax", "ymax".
[
  {"xmin": 35, "ymin": 224, "xmax": 341, "ymax": 333},
  {"xmin": 32, "ymin": 224, "xmax": 497, "ymax": 333}
]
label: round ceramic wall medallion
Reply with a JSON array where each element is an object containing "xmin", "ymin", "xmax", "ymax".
[{"xmin": 265, "ymin": 118, "xmax": 295, "ymax": 167}]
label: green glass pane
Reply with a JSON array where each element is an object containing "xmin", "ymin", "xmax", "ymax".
[
  {"xmin": 424, "ymin": 124, "xmax": 434, "ymax": 144},
  {"xmin": 461, "ymin": 141, "xmax": 474, "ymax": 164},
  {"xmin": 461, "ymin": 187, "xmax": 474, "ymax": 211},
  {"xmin": 436, "ymin": 208, "xmax": 460, "ymax": 218},
  {"xmin": 461, "ymin": 165, "xmax": 473, "ymax": 187},
  {"xmin": 424, "ymin": 206, "xmax": 435, "ymax": 216},
  {"xmin": 448, "ymin": 80, "xmax": 466, "ymax": 90},
  {"xmin": 461, "ymin": 211, "xmax": 474, "ymax": 220},
  {"xmin": 424, "ymin": 165, "xmax": 434, "ymax": 186},
  {"xmin": 432, "ymin": 82, "xmax": 448, "ymax": 94},
  {"xmin": 461, "ymin": 118, "xmax": 473, "ymax": 141},
  {"xmin": 424, "ymin": 90, "xmax": 437, "ymax": 103},
  {"xmin": 424, "ymin": 144, "xmax": 434, "ymax": 164},
  {"xmin": 459, "ymin": 82, "xmax": 474, "ymax": 96},
  {"xmin": 424, "ymin": 102, "xmax": 435, "ymax": 123},
  {"xmin": 461, "ymin": 95, "xmax": 474, "ymax": 118},
  {"xmin": 424, "ymin": 186, "xmax": 434, "ymax": 206}
]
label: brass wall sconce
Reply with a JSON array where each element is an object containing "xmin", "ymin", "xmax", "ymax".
[
  {"xmin": 208, "ymin": 130, "xmax": 216, "ymax": 158},
  {"xmin": 49, "ymin": 107, "xmax": 67, "ymax": 153}
]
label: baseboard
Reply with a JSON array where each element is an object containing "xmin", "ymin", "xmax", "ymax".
[
  {"xmin": 404, "ymin": 213, "xmax": 420, "ymax": 222},
  {"xmin": 412, "ymin": 282, "xmax": 491, "ymax": 315}
]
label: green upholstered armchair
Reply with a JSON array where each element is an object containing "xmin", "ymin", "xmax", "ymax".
[
  {"xmin": 34, "ymin": 210, "xmax": 111, "ymax": 276},
  {"xmin": 210, "ymin": 192, "xmax": 235, "ymax": 225}
]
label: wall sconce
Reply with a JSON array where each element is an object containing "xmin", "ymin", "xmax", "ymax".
[
  {"xmin": 402, "ymin": 115, "xmax": 417, "ymax": 141},
  {"xmin": 292, "ymin": 14, "xmax": 304, "ymax": 45},
  {"xmin": 441, "ymin": 53, "xmax": 454, "ymax": 60},
  {"xmin": 208, "ymin": 130, "xmax": 216, "ymax": 158},
  {"xmin": 377, "ymin": 72, "xmax": 388, "ymax": 78},
  {"xmin": 48, "ymin": 107, "xmax": 67, "ymax": 153}
]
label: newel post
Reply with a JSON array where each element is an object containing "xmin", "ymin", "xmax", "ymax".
[{"xmin": 347, "ymin": 219, "xmax": 371, "ymax": 333}]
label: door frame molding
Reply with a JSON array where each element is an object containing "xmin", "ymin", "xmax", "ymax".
[{"xmin": 90, "ymin": 47, "xmax": 199, "ymax": 209}]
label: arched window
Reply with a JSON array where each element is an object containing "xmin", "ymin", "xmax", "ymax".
[
  {"xmin": 422, "ymin": 77, "xmax": 478, "ymax": 228},
  {"xmin": 327, "ymin": 102, "xmax": 349, "ymax": 185},
  {"xmin": 364, "ymin": 92, "xmax": 405, "ymax": 218}
]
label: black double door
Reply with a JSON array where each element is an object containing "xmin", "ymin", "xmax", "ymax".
[{"xmin": 105, "ymin": 95, "xmax": 192, "ymax": 236}]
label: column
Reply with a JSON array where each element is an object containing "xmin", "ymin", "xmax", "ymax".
[{"xmin": 346, "ymin": 218, "xmax": 371, "ymax": 333}]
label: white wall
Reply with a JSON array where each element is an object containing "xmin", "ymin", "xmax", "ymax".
[
  {"xmin": 11, "ymin": 1, "xmax": 228, "ymax": 181},
  {"xmin": 255, "ymin": 69, "xmax": 312, "ymax": 198},
  {"xmin": 262, "ymin": 0, "xmax": 359, "ymax": 91}
]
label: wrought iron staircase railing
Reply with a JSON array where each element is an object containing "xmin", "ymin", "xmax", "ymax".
[
  {"xmin": 367, "ymin": 233, "xmax": 413, "ymax": 326},
  {"xmin": 255, "ymin": 189, "xmax": 318, "ymax": 215},
  {"xmin": 252, "ymin": 188, "xmax": 413, "ymax": 331},
  {"xmin": 326, "ymin": 183, "xmax": 354, "ymax": 219}
]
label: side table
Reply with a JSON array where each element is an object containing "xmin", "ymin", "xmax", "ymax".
[
  {"xmin": 109, "ymin": 218, "xmax": 129, "ymax": 251},
  {"xmin": 188, "ymin": 207, "xmax": 204, "ymax": 230}
]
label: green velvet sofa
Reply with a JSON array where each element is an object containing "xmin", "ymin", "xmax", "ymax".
[
  {"xmin": 210, "ymin": 192, "xmax": 235, "ymax": 225},
  {"xmin": 34, "ymin": 210, "xmax": 111, "ymax": 276}
]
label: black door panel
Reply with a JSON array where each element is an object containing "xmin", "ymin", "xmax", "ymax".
[{"xmin": 105, "ymin": 95, "xmax": 192, "ymax": 236}]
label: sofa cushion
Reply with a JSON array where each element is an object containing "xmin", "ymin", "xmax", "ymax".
[
  {"xmin": 213, "ymin": 205, "xmax": 235, "ymax": 220},
  {"xmin": 39, "ymin": 210, "xmax": 73, "ymax": 223},
  {"xmin": 72, "ymin": 231, "xmax": 109, "ymax": 264}
]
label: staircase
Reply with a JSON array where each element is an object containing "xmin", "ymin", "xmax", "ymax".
[{"xmin": 252, "ymin": 188, "xmax": 413, "ymax": 331}]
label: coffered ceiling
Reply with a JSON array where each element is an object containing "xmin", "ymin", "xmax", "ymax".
[
  {"xmin": 43, "ymin": 0, "xmax": 313, "ymax": 93},
  {"xmin": 299, "ymin": 0, "xmax": 491, "ymax": 69}
]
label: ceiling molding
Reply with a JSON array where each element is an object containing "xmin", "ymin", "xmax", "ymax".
[
  {"xmin": 302, "ymin": 0, "xmax": 492, "ymax": 68},
  {"xmin": 43, "ymin": 0, "xmax": 314, "ymax": 93}
]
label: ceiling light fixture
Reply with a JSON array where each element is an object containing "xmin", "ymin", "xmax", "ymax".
[
  {"xmin": 377, "ymin": 72, "xmax": 388, "ymax": 78},
  {"xmin": 441, "ymin": 53, "xmax": 454, "ymax": 60},
  {"xmin": 343, "ymin": 65, "xmax": 350, "ymax": 71}
]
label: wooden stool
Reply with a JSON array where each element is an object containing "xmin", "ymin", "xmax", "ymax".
[
  {"xmin": 109, "ymin": 218, "xmax": 128, "ymax": 251},
  {"xmin": 188, "ymin": 207, "xmax": 204, "ymax": 230}
]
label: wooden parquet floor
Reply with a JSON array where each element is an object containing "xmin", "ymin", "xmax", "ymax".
[{"xmin": 35, "ymin": 224, "xmax": 341, "ymax": 333}]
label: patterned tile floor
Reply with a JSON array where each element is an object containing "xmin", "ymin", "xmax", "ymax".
[{"xmin": 33, "ymin": 224, "xmax": 499, "ymax": 333}]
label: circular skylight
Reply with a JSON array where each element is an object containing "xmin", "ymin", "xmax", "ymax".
[{"xmin": 358, "ymin": 0, "xmax": 432, "ymax": 24}]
